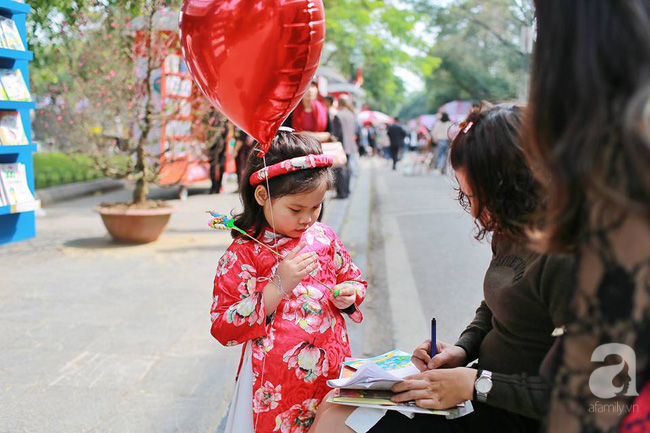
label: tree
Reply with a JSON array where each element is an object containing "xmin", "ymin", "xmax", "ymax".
[
  {"xmin": 322, "ymin": 0, "xmax": 422, "ymax": 114},
  {"xmin": 31, "ymin": 0, "xmax": 208, "ymax": 205},
  {"xmin": 403, "ymin": 0, "xmax": 534, "ymax": 114}
]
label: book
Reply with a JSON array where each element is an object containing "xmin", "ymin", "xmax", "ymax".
[
  {"xmin": 343, "ymin": 349, "xmax": 414, "ymax": 371},
  {"xmin": 327, "ymin": 390, "xmax": 461, "ymax": 416},
  {"xmin": 0, "ymin": 82, "xmax": 8, "ymax": 100},
  {"xmin": 0, "ymin": 163, "xmax": 34, "ymax": 205},
  {"xmin": 0, "ymin": 172, "xmax": 8, "ymax": 206},
  {"xmin": 327, "ymin": 350, "xmax": 467, "ymax": 417},
  {"xmin": 327, "ymin": 350, "xmax": 419, "ymax": 390},
  {"xmin": 0, "ymin": 111, "xmax": 28, "ymax": 145},
  {"xmin": 0, "ymin": 17, "xmax": 25, "ymax": 51},
  {"xmin": 0, "ymin": 69, "xmax": 31, "ymax": 101},
  {"xmin": 333, "ymin": 388, "xmax": 399, "ymax": 406},
  {"xmin": 328, "ymin": 360, "xmax": 419, "ymax": 391},
  {"xmin": 164, "ymin": 54, "xmax": 181, "ymax": 74}
]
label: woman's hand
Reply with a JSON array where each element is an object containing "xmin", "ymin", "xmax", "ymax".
[
  {"xmin": 390, "ymin": 367, "xmax": 478, "ymax": 409},
  {"xmin": 412, "ymin": 340, "xmax": 468, "ymax": 371},
  {"xmin": 329, "ymin": 284, "xmax": 356, "ymax": 310},
  {"xmin": 277, "ymin": 243, "xmax": 319, "ymax": 293}
]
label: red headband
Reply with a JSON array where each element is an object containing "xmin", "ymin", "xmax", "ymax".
[{"xmin": 249, "ymin": 154, "xmax": 333, "ymax": 186}]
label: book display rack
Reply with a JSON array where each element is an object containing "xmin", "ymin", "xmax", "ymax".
[{"xmin": 0, "ymin": 0, "xmax": 39, "ymax": 245}]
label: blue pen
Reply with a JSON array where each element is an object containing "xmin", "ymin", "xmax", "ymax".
[{"xmin": 430, "ymin": 318, "xmax": 437, "ymax": 358}]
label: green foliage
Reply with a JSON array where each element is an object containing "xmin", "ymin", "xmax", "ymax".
[
  {"xmin": 33, "ymin": 152, "xmax": 130, "ymax": 189},
  {"xmin": 323, "ymin": 0, "xmax": 421, "ymax": 114},
  {"xmin": 402, "ymin": 0, "xmax": 534, "ymax": 114},
  {"xmin": 29, "ymin": 0, "xmax": 192, "ymax": 202}
]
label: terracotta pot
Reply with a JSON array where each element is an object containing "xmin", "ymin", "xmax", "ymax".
[{"xmin": 94, "ymin": 205, "xmax": 176, "ymax": 244}]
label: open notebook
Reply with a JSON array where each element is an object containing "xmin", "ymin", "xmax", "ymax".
[
  {"xmin": 327, "ymin": 350, "xmax": 467, "ymax": 417},
  {"xmin": 327, "ymin": 359, "xmax": 419, "ymax": 390}
]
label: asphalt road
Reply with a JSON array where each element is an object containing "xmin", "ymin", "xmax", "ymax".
[{"xmin": 369, "ymin": 155, "xmax": 492, "ymax": 350}]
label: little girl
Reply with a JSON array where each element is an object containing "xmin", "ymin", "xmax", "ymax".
[{"xmin": 211, "ymin": 129, "xmax": 367, "ymax": 433}]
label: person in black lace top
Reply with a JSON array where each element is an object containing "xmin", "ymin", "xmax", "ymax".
[{"xmin": 524, "ymin": 1, "xmax": 650, "ymax": 431}]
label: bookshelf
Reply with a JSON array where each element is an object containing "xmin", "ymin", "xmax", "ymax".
[{"xmin": 0, "ymin": 0, "xmax": 37, "ymax": 245}]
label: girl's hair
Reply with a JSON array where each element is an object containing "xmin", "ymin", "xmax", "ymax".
[
  {"xmin": 524, "ymin": 0, "xmax": 650, "ymax": 252},
  {"xmin": 450, "ymin": 104, "xmax": 540, "ymax": 241},
  {"xmin": 233, "ymin": 131, "xmax": 333, "ymax": 239},
  {"xmin": 440, "ymin": 112, "xmax": 450, "ymax": 123}
]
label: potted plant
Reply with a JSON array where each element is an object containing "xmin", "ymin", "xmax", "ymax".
[
  {"xmin": 34, "ymin": 0, "xmax": 209, "ymax": 243},
  {"xmin": 92, "ymin": 1, "xmax": 177, "ymax": 244}
]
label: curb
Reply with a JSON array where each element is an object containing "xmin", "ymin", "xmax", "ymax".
[{"xmin": 36, "ymin": 178, "xmax": 126, "ymax": 206}]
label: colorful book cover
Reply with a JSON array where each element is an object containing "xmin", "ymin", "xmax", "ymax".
[
  {"xmin": 332, "ymin": 388, "xmax": 398, "ymax": 406},
  {"xmin": 0, "ymin": 163, "xmax": 34, "ymax": 205},
  {"xmin": 0, "ymin": 174, "xmax": 8, "ymax": 206},
  {"xmin": 0, "ymin": 111, "xmax": 28, "ymax": 145},
  {"xmin": 0, "ymin": 18, "xmax": 25, "ymax": 51},
  {"xmin": 0, "ymin": 82, "xmax": 8, "ymax": 101},
  {"xmin": 0, "ymin": 22, "xmax": 8, "ymax": 50},
  {"xmin": 0, "ymin": 69, "xmax": 31, "ymax": 101},
  {"xmin": 342, "ymin": 349, "xmax": 414, "ymax": 371},
  {"xmin": 164, "ymin": 54, "xmax": 181, "ymax": 74}
]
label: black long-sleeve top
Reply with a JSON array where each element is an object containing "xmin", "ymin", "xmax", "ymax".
[{"xmin": 454, "ymin": 235, "xmax": 575, "ymax": 420}]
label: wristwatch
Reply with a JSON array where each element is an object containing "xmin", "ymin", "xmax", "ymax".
[{"xmin": 474, "ymin": 369, "xmax": 493, "ymax": 403}]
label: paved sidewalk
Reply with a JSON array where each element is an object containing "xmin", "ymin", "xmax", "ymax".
[
  {"xmin": 0, "ymin": 172, "xmax": 359, "ymax": 432},
  {"xmin": 0, "ymin": 157, "xmax": 490, "ymax": 432}
]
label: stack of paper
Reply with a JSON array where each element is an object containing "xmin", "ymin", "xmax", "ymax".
[{"xmin": 327, "ymin": 350, "xmax": 464, "ymax": 417}]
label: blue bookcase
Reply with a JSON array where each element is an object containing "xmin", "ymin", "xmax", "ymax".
[{"xmin": 0, "ymin": 0, "xmax": 37, "ymax": 245}]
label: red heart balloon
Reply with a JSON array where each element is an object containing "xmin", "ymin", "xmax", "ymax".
[{"xmin": 180, "ymin": 0, "xmax": 325, "ymax": 153}]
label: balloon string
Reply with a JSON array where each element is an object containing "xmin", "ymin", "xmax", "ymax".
[
  {"xmin": 262, "ymin": 153, "xmax": 280, "ymax": 260},
  {"xmin": 256, "ymin": 146, "xmax": 336, "ymax": 294}
]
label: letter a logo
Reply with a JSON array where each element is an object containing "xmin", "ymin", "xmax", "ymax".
[{"xmin": 590, "ymin": 343, "xmax": 639, "ymax": 399}]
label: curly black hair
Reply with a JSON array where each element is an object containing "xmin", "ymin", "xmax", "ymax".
[{"xmin": 450, "ymin": 104, "xmax": 541, "ymax": 241}]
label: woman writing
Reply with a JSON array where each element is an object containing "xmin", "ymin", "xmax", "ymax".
[{"xmin": 310, "ymin": 104, "xmax": 575, "ymax": 432}]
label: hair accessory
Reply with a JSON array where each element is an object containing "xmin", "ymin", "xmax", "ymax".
[
  {"xmin": 459, "ymin": 120, "xmax": 474, "ymax": 134},
  {"xmin": 249, "ymin": 154, "xmax": 333, "ymax": 186},
  {"xmin": 278, "ymin": 126, "xmax": 295, "ymax": 133},
  {"xmin": 206, "ymin": 211, "xmax": 337, "ymax": 295}
]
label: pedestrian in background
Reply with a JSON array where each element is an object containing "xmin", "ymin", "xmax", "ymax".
[
  {"xmin": 207, "ymin": 112, "xmax": 228, "ymax": 194},
  {"xmin": 431, "ymin": 112, "xmax": 453, "ymax": 174},
  {"xmin": 332, "ymin": 95, "xmax": 358, "ymax": 176},
  {"xmin": 323, "ymin": 94, "xmax": 336, "ymax": 125},
  {"xmin": 284, "ymin": 82, "xmax": 332, "ymax": 144},
  {"xmin": 233, "ymin": 127, "xmax": 252, "ymax": 189},
  {"xmin": 386, "ymin": 117, "xmax": 407, "ymax": 171}
]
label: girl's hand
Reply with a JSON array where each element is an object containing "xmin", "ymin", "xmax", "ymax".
[
  {"xmin": 329, "ymin": 284, "xmax": 356, "ymax": 310},
  {"xmin": 277, "ymin": 242, "xmax": 319, "ymax": 293},
  {"xmin": 412, "ymin": 340, "xmax": 468, "ymax": 372},
  {"xmin": 390, "ymin": 367, "xmax": 477, "ymax": 409}
]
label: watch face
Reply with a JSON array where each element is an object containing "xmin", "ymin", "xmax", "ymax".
[{"xmin": 476, "ymin": 377, "xmax": 492, "ymax": 393}]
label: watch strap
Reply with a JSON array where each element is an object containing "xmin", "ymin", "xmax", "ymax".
[{"xmin": 473, "ymin": 369, "xmax": 483, "ymax": 401}]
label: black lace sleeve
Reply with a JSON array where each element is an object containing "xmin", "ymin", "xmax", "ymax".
[{"xmin": 545, "ymin": 212, "xmax": 650, "ymax": 432}]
